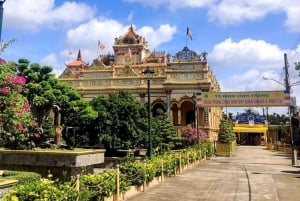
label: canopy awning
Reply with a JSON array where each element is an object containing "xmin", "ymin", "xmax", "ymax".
[{"xmin": 234, "ymin": 126, "xmax": 268, "ymax": 133}]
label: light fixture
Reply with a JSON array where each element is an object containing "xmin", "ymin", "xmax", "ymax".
[{"xmin": 142, "ymin": 66, "xmax": 155, "ymax": 158}]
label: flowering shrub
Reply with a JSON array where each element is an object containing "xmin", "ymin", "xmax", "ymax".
[
  {"xmin": 181, "ymin": 126, "xmax": 208, "ymax": 146},
  {"xmin": 0, "ymin": 63, "xmax": 36, "ymax": 149}
]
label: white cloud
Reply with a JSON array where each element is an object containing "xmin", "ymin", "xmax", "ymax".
[
  {"xmin": 283, "ymin": 1, "xmax": 300, "ymax": 32},
  {"xmin": 4, "ymin": 0, "xmax": 94, "ymax": 32},
  {"xmin": 210, "ymin": 38, "xmax": 283, "ymax": 69},
  {"xmin": 125, "ymin": 0, "xmax": 300, "ymax": 33},
  {"xmin": 4, "ymin": 0, "xmax": 300, "ymax": 36},
  {"xmin": 220, "ymin": 69, "xmax": 262, "ymax": 91},
  {"xmin": 64, "ymin": 18, "xmax": 127, "ymax": 63},
  {"xmin": 207, "ymin": 0, "xmax": 283, "ymax": 25},
  {"xmin": 63, "ymin": 18, "xmax": 176, "ymax": 65},
  {"xmin": 40, "ymin": 53, "xmax": 62, "ymax": 77},
  {"xmin": 137, "ymin": 24, "xmax": 177, "ymax": 48},
  {"xmin": 124, "ymin": 0, "xmax": 212, "ymax": 10}
]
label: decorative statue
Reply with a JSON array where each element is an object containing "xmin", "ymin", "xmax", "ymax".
[{"xmin": 55, "ymin": 126, "xmax": 63, "ymax": 146}]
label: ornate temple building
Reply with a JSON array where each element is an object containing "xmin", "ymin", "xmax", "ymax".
[{"xmin": 58, "ymin": 26, "xmax": 222, "ymax": 140}]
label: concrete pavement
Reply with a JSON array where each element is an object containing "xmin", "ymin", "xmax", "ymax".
[{"xmin": 125, "ymin": 145, "xmax": 300, "ymax": 201}]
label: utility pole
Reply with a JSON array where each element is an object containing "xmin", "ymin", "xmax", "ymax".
[
  {"xmin": 0, "ymin": 0, "xmax": 5, "ymax": 42},
  {"xmin": 284, "ymin": 53, "xmax": 298, "ymax": 166}
]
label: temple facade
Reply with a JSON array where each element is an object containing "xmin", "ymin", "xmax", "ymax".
[{"xmin": 58, "ymin": 26, "xmax": 222, "ymax": 141}]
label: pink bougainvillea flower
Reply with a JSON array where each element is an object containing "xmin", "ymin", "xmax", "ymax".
[
  {"xmin": 199, "ymin": 130, "xmax": 207, "ymax": 137},
  {"xmin": 34, "ymin": 133, "xmax": 40, "ymax": 138},
  {"xmin": 14, "ymin": 76, "xmax": 26, "ymax": 85},
  {"xmin": 1, "ymin": 87, "xmax": 9, "ymax": 94},
  {"xmin": 23, "ymin": 103, "xmax": 30, "ymax": 112},
  {"xmin": 17, "ymin": 109, "xmax": 24, "ymax": 116},
  {"xmin": 6, "ymin": 76, "xmax": 14, "ymax": 84},
  {"xmin": 17, "ymin": 124, "xmax": 25, "ymax": 131},
  {"xmin": 31, "ymin": 120, "xmax": 37, "ymax": 126},
  {"xmin": 16, "ymin": 88, "xmax": 23, "ymax": 93}
]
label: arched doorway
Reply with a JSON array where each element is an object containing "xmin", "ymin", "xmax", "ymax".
[
  {"xmin": 180, "ymin": 101, "xmax": 194, "ymax": 126},
  {"xmin": 152, "ymin": 102, "xmax": 166, "ymax": 117},
  {"xmin": 186, "ymin": 110, "xmax": 195, "ymax": 126}
]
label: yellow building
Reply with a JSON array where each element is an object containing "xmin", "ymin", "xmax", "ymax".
[
  {"xmin": 234, "ymin": 124, "xmax": 268, "ymax": 145},
  {"xmin": 58, "ymin": 26, "xmax": 222, "ymax": 140}
]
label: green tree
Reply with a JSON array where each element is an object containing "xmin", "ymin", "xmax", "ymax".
[
  {"xmin": 152, "ymin": 109, "xmax": 181, "ymax": 153},
  {"xmin": 267, "ymin": 113, "xmax": 289, "ymax": 125},
  {"xmin": 16, "ymin": 59, "xmax": 57, "ymax": 128},
  {"xmin": 218, "ymin": 119, "xmax": 235, "ymax": 143},
  {"xmin": 243, "ymin": 108, "xmax": 259, "ymax": 115},
  {"xmin": 90, "ymin": 91, "xmax": 147, "ymax": 151},
  {"xmin": 15, "ymin": 59, "xmax": 97, "ymax": 146}
]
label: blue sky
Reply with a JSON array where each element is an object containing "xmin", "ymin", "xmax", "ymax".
[{"xmin": 2, "ymin": 0, "xmax": 300, "ymax": 116}]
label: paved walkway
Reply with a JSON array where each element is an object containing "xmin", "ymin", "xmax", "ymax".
[{"xmin": 126, "ymin": 146, "xmax": 300, "ymax": 201}]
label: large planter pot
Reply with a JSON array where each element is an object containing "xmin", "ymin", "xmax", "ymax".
[
  {"xmin": 0, "ymin": 149, "xmax": 106, "ymax": 179},
  {"xmin": 267, "ymin": 142, "xmax": 273, "ymax": 150},
  {"xmin": 216, "ymin": 141, "xmax": 235, "ymax": 157},
  {"xmin": 116, "ymin": 149, "xmax": 135, "ymax": 157},
  {"xmin": 134, "ymin": 149, "xmax": 147, "ymax": 156}
]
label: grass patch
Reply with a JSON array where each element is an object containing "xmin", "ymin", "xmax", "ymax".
[{"xmin": 1, "ymin": 170, "xmax": 41, "ymax": 184}]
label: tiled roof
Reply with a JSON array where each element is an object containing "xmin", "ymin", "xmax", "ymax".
[{"xmin": 65, "ymin": 49, "xmax": 89, "ymax": 68}]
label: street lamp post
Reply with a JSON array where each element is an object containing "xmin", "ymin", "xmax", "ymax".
[
  {"xmin": 263, "ymin": 53, "xmax": 299, "ymax": 166},
  {"xmin": 192, "ymin": 93, "xmax": 200, "ymax": 144},
  {"xmin": 0, "ymin": 0, "xmax": 6, "ymax": 43},
  {"xmin": 143, "ymin": 66, "xmax": 155, "ymax": 159}
]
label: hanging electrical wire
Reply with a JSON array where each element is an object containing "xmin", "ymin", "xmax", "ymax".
[{"xmin": 287, "ymin": 35, "xmax": 300, "ymax": 63}]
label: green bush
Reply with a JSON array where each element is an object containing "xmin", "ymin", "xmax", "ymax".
[
  {"xmin": 1, "ymin": 179, "xmax": 79, "ymax": 201},
  {"xmin": 2, "ymin": 170, "xmax": 41, "ymax": 184},
  {"xmin": 80, "ymin": 170, "xmax": 119, "ymax": 201},
  {"xmin": 2, "ymin": 142, "xmax": 213, "ymax": 201},
  {"xmin": 218, "ymin": 119, "xmax": 235, "ymax": 143}
]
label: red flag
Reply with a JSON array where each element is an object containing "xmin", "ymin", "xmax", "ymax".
[
  {"xmin": 98, "ymin": 40, "xmax": 105, "ymax": 50},
  {"xmin": 187, "ymin": 27, "xmax": 192, "ymax": 40}
]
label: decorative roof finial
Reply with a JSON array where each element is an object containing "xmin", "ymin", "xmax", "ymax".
[{"xmin": 77, "ymin": 49, "xmax": 81, "ymax": 61}]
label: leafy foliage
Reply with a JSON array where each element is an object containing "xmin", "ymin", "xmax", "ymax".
[
  {"xmin": 0, "ymin": 62, "xmax": 37, "ymax": 149},
  {"xmin": 2, "ymin": 143, "xmax": 213, "ymax": 200},
  {"xmin": 90, "ymin": 91, "xmax": 147, "ymax": 150},
  {"xmin": 1, "ymin": 178, "xmax": 79, "ymax": 201},
  {"xmin": 15, "ymin": 59, "xmax": 98, "ymax": 147},
  {"xmin": 1, "ymin": 170, "xmax": 41, "ymax": 184},
  {"xmin": 90, "ymin": 91, "xmax": 181, "ymax": 154},
  {"xmin": 80, "ymin": 170, "xmax": 118, "ymax": 201},
  {"xmin": 218, "ymin": 119, "xmax": 235, "ymax": 143},
  {"xmin": 152, "ymin": 109, "xmax": 182, "ymax": 153},
  {"xmin": 267, "ymin": 113, "xmax": 289, "ymax": 125}
]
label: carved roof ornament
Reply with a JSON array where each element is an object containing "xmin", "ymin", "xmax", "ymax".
[
  {"xmin": 117, "ymin": 65, "xmax": 138, "ymax": 77},
  {"xmin": 114, "ymin": 25, "xmax": 147, "ymax": 46},
  {"xmin": 58, "ymin": 68, "xmax": 80, "ymax": 78},
  {"xmin": 145, "ymin": 49, "xmax": 166, "ymax": 64},
  {"xmin": 173, "ymin": 46, "xmax": 201, "ymax": 62},
  {"xmin": 89, "ymin": 55, "xmax": 114, "ymax": 70}
]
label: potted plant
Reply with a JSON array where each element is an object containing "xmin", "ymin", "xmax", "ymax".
[{"xmin": 216, "ymin": 119, "xmax": 236, "ymax": 156}]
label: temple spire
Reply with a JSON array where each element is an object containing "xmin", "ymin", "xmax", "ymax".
[{"xmin": 77, "ymin": 49, "xmax": 82, "ymax": 61}]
